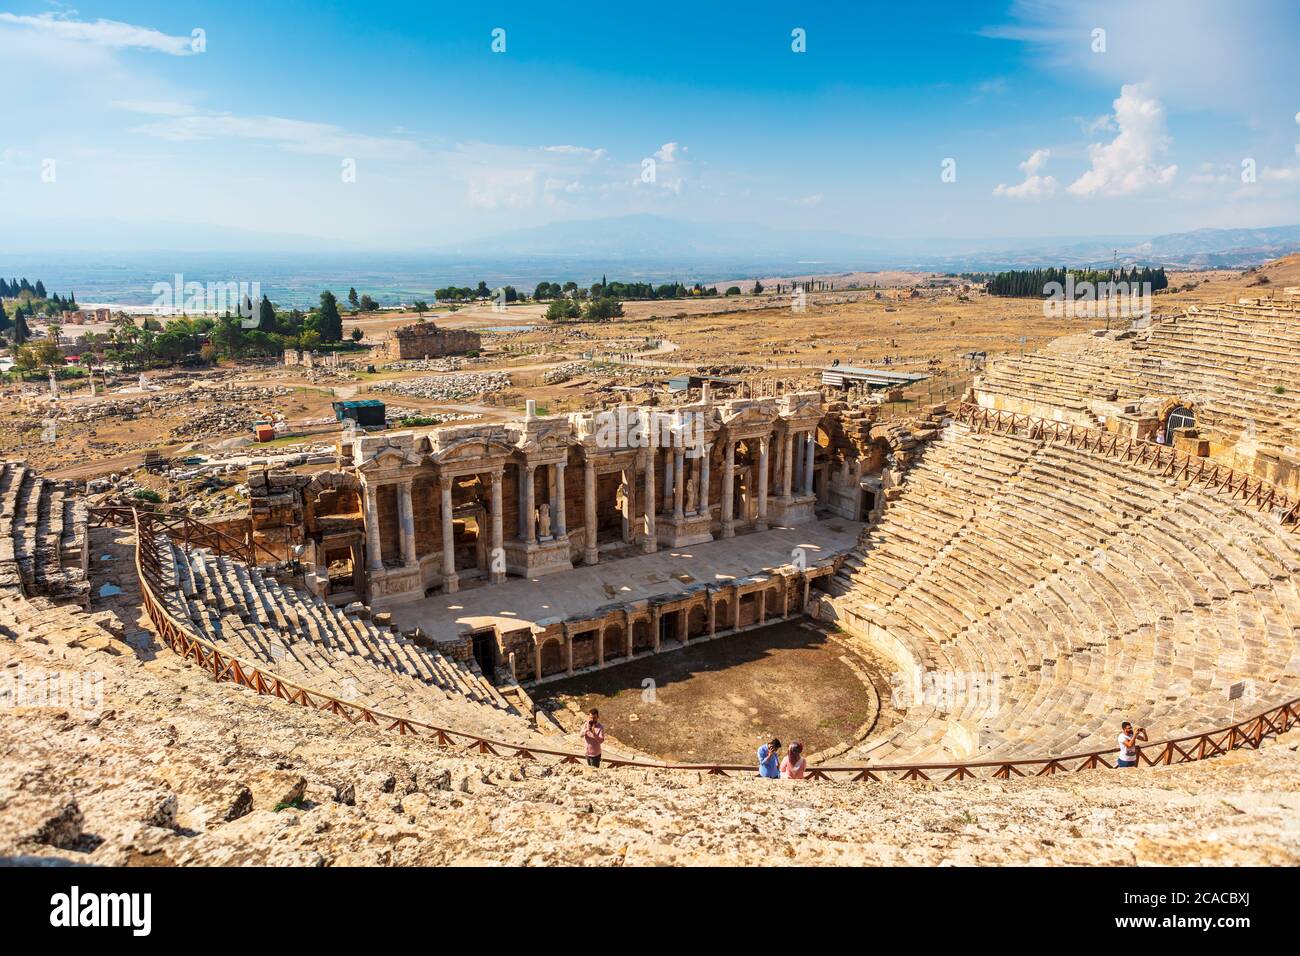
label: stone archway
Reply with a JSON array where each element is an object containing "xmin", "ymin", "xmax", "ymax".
[
  {"xmin": 687, "ymin": 603, "xmax": 708, "ymax": 638},
  {"xmin": 603, "ymin": 623, "xmax": 626, "ymax": 662},
  {"xmin": 538, "ymin": 637, "xmax": 565, "ymax": 678}
]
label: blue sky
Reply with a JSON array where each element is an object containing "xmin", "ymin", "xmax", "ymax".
[{"xmin": 1, "ymin": 0, "xmax": 1298, "ymax": 250}]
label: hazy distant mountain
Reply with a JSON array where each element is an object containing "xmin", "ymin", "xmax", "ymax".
[
  {"xmin": 434, "ymin": 214, "xmax": 899, "ymax": 261},
  {"xmin": 436, "ymin": 214, "xmax": 1300, "ymax": 272},
  {"xmin": 6, "ymin": 211, "xmax": 1298, "ymax": 274},
  {"xmin": 0, "ymin": 216, "xmax": 356, "ymax": 254}
]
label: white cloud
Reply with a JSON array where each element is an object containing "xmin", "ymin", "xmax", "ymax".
[
  {"xmin": 132, "ymin": 111, "xmax": 426, "ymax": 161},
  {"xmin": 981, "ymin": 0, "xmax": 1298, "ymax": 118},
  {"xmin": 453, "ymin": 142, "xmax": 616, "ymax": 209},
  {"xmin": 994, "ymin": 148, "xmax": 1058, "ymax": 199},
  {"xmin": 1188, "ymin": 161, "xmax": 1233, "ymax": 185},
  {"xmin": 655, "ymin": 142, "xmax": 686, "ymax": 163},
  {"xmin": 1067, "ymin": 85, "xmax": 1178, "ymax": 197},
  {"xmin": 0, "ymin": 12, "xmax": 198, "ymax": 55},
  {"xmin": 112, "ymin": 99, "xmax": 196, "ymax": 116}
]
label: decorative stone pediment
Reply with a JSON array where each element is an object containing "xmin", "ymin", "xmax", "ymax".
[
  {"xmin": 778, "ymin": 390, "xmax": 825, "ymax": 421},
  {"xmin": 353, "ymin": 434, "xmax": 422, "ymax": 472},
  {"xmin": 718, "ymin": 397, "xmax": 779, "ymax": 428},
  {"xmin": 509, "ymin": 416, "xmax": 577, "ymax": 458},
  {"xmin": 431, "ymin": 434, "xmax": 515, "ymax": 466}
]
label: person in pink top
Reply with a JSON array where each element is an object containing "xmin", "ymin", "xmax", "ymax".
[
  {"xmin": 780, "ymin": 740, "xmax": 806, "ymax": 779},
  {"xmin": 581, "ymin": 707, "xmax": 606, "ymax": 768}
]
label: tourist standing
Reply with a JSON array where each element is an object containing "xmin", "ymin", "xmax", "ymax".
[
  {"xmin": 780, "ymin": 741, "xmax": 806, "ymax": 780},
  {"xmin": 581, "ymin": 708, "xmax": 605, "ymax": 768},
  {"xmin": 1116, "ymin": 721, "xmax": 1146, "ymax": 768},
  {"xmin": 758, "ymin": 738, "xmax": 782, "ymax": 778}
]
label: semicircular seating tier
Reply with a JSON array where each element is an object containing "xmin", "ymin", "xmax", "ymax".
[
  {"xmin": 975, "ymin": 302, "xmax": 1300, "ymax": 448},
  {"xmin": 826, "ymin": 423, "xmax": 1300, "ymax": 764},
  {"xmin": 0, "ymin": 460, "xmax": 88, "ymax": 601},
  {"xmin": 148, "ymin": 529, "xmax": 547, "ymax": 747}
]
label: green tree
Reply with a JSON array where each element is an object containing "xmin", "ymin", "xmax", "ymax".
[
  {"xmin": 412, "ymin": 300, "xmax": 429, "ymax": 318},
  {"xmin": 348, "ymin": 287, "xmax": 360, "ymax": 311},
  {"xmin": 544, "ymin": 299, "xmax": 581, "ymax": 322},
  {"xmin": 582, "ymin": 297, "xmax": 624, "ymax": 322},
  {"xmin": 12, "ymin": 308, "xmax": 30, "ymax": 345},
  {"xmin": 258, "ymin": 295, "xmax": 278, "ymax": 333},
  {"xmin": 317, "ymin": 291, "xmax": 343, "ymax": 342}
]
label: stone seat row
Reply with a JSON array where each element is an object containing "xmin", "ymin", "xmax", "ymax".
[
  {"xmin": 160, "ymin": 540, "xmax": 537, "ymax": 744},
  {"xmin": 0, "ymin": 461, "xmax": 87, "ymax": 601},
  {"xmin": 829, "ymin": 425, "xmax": 1300, "ymax": 765}
]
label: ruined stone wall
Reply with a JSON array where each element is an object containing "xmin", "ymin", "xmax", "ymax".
[{"xmin": 384, "ymin": 323, "xmax": 482, "ymax": 361}]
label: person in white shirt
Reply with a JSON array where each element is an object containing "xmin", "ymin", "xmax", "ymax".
[{"xmin": 1116, "ymin": 720, "xmax": 1147, "ymax": 768}]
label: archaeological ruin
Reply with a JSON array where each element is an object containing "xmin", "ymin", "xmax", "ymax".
[
  {"xmin": 3, "ymin": 291, "xmax": 1300, "ymax": 867},
  {"xmin": 381, "ymin": 321, "xmax": 482, "ymax": 361}
]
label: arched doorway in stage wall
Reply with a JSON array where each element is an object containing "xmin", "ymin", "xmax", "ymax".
[
  {"xmin": 603, "ymin": 623, "xmax": 626, "ymax": 662},
  {"xmin": 571, "ymin": 630, "xmax": 598, "ymax": 670},
  {"xmin": 714, "ymin": 598, "xmax": 731, "ymax": 631},
  {"xmin": 538, "ymin": 637, "xmax": 564, "ymax": 678},
  {"xmin": 687, "ymin": 604, "xmax": 708, "ymax": 638},
  {"xmin": 632, "ymin": 618, "xmax": 655, "ymax": 653},
  {"xmin": 738, "ymin": 592, "xmax": 759, "ymax": 628}
]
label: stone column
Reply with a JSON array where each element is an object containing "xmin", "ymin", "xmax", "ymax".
[
  {"xmin": 700, "ymin": 443, "xmax": 711, "ymax": 514},
  {"xmin": 523, "ymin": 464, "xmax": 537, "ymax": 544},
  {"xmin": 721, "ymin": 439, "xmax": 735, "ymax": 538},
  {"xmin": 642, "ymin": 450, "xmax": 657, "ymax": 552},
  {"xmin": 534, "ymin": 641, "xmax": 543, "ymax": 683},
  {"xmin": 489, "ymin": 470, "xmax": 505, "ymax": 584},
  {"xmin": 583, "ymin": 458, "xmax": 598, "ymax": 565},
  {"xmin": 440, "ymin": 477, "xmax": 457, "ymax": 593},
  {"xmin": 553, "ymin": 460, "xmax": 567, "ymax": 537},
  {"xmin": 597, "ymin": 627, "xmax": 605, "ymax": 668},
  {"xmin": 673, "ymin": 448, "xmax": 685, "ymax": 520},
  {"xmin": 397, "ymin": 479, "xmax": 417, "ymax": 567},
  {"xmin": 651, "ymin": 606, "xmax": 661, "ymax": 652},
  {"xmin": 803, "ymin": 429, "xmax": 816, "ymax": 496},
  {"xmin": 363, "ymin": 481, "xmax": 384, "ymax": 571},
  {"xmin": 662, "ymin": 448, "xmax": 674, "ymax": 514},
  {"xmin": 621, "ymin": 466, "xmax": 636, "ymax": 544},
  {"xmin": 756, "ymin": 436, "xmax": 769, "ymax": 531},
  {"xmin": 565, "ymin": 627, "xmax": 574, "ymax": 676},
  {"xmin": 782, "ymin": 430, "xmax": 795, "ymax": 498}
]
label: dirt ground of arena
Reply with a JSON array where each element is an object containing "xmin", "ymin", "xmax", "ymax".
[{"xmin": 532, "ymin": 619, "xmax": 893, "ymax": 765}]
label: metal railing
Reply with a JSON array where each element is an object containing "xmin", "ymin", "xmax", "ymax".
[
  {"xmin": 94, "ymin": 496, "xmax": 1300, "ymax": 783},
  {"xmin": 91, "ymin": 505, "xmax": 284, "ymax": 565},
  {"xmin": 954, "ymin": 403, "xmax": 1300, "ymax": 529}
]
